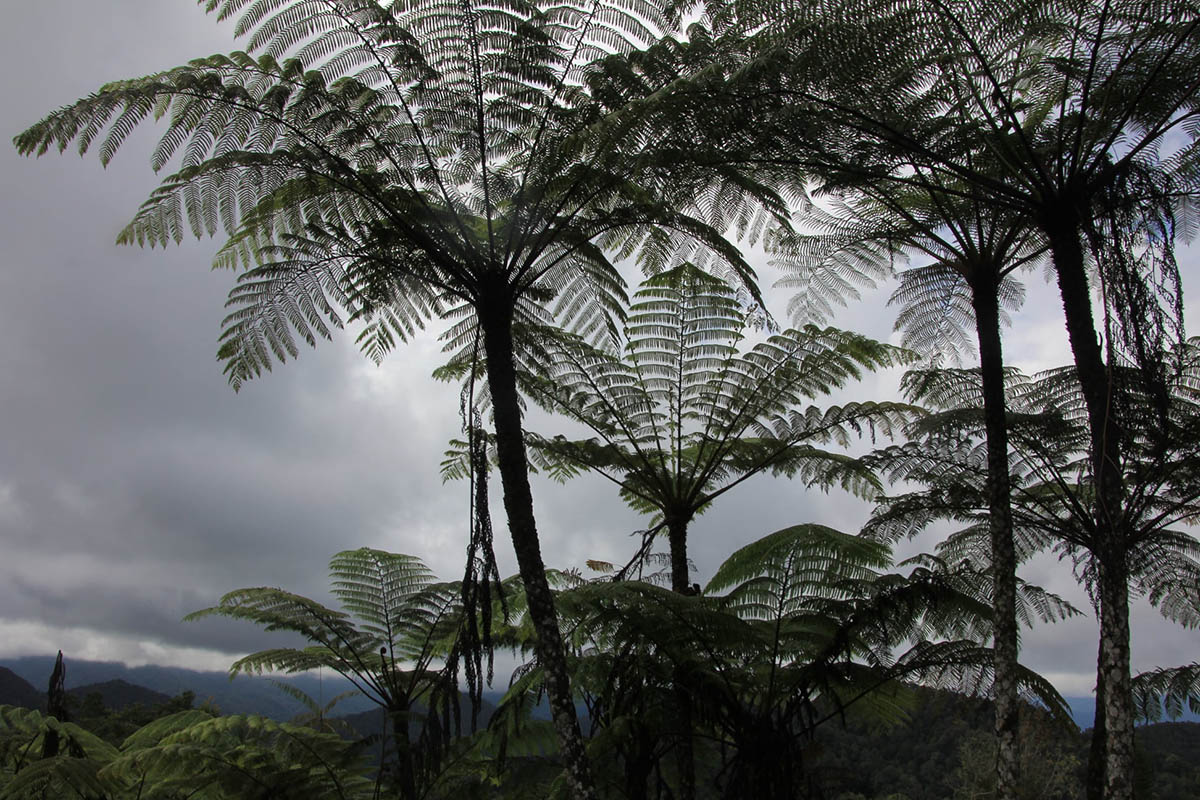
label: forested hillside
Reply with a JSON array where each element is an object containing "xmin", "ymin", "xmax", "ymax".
[{"xmin": 809, "ymin": 690, "xmax": 1200, "ymax": 800}]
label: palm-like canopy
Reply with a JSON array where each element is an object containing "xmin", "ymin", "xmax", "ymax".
[
  {"xmin": 664, "ymin": 4, "xmax": 1199, "ymax": 796},
  {"xmin": 551, "ymin": 524, "xmax": 1072, "ymax": 799},
  {"xmin": 1005, "ymin": 360, "xmax": 1200, "ymax": 623},
  {"xmin": 15, "ymin": 5, "xmax": 779, "ymax": 794},
  {"xmin": 769, "ymin": 182, "xmax": 1047, "ymax": 793},
  {"xmin": 867, "ymin": 356, "xmax": 1200, "ymax": 763},
  {"xmin": 770, "ymin": 192, "xmax": 1039, "ymax": 358},
  {"xmin": 187, "ymin": 547, "xmax": 462, "ymax": 799},
  {"xmin": 17, "ymin": 0, "xmax": 757, "ymax": 381},
  {"xmin": 515, "ymin": 264, "xmax": 914, "ymax": 591},
  {"xmin": 869, "ymin": 357, "xmax": 1200, "ymax": 631},
  {"xmin": 870, "ymin": 356, "xmax": 1200, "ymax": 798}
]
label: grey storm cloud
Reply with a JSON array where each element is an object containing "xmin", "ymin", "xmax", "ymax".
[{"xmin": 0, "ymin": 0, "xmax": 1195, "ymax": 691}]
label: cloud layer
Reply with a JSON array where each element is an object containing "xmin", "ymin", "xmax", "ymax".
[{"xmin": 1, "ymin": 0, "xmax": 1195, "ymax": 695}]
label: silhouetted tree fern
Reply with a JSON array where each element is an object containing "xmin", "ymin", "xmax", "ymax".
[{"xmin": 15, "ymin": 5, "xmax": 788, "ymax": 795}]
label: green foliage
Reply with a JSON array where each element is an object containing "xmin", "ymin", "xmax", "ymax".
[
  {"xmin": 487, "ymin": 264, "xmax": 917, "ymax": 591},
  {"xmin": 1134, "ymin": 722, "xmax": 1200, "ymax": 800},
  {"xmin": 869, "ymin": 350, "xmax": 1200, "ymax": 629},
  {"xmin": 13, "ymin": 0, "xmax": 772, "ymax": 388},
  {"xmin": 806, "ymin": 690, "xmax": 1086, "ymax": 800},
  {"xmin": 1132, "ymin": 663, "xmax": 1200, "ymax": 724},
  {"xmin": 0, "ymin": 706, "xmax": 118, "ymax": 799},
  {"xmin": 516, "ymin": 525, "xmax": 1072, "ymax": 798},
  {"xmin": 458, "ymin": 263, "xmax": 916, "ymax": 495},
  {"xmin": 16, "ymin": 2, "xmax": 1200, "ymax": 798},
  {"xmin": 525, "ymin": 263, "xmax": 914, "ymax": 501},
  {"xmin": 186, "ymin": 548, "xmax": 466, "ymax": 799},
  {"xmin": 66, "ymin": 690, "xmax": 204, "ymax": 747},
  {"xmin": 951, "ymin": 721, "xmax": 1084, "ymax": 800},
  {"xmin": 15, "ymin": 9, "xmax": 790, "ymax": 793},
  {"xmin": 769, "ymin": 185, "xmax": 1041, "ymax": 363},
  {"xmin": 0, "ymin": 704, "xmax": 373, "ymax": 800},
  {"xmin": 188, "ymin": 548, "xmax": 458, "ymax": 700},
  {"xmin": 103, "ymin": 713, "xmax": 372, "ymax": 800}
]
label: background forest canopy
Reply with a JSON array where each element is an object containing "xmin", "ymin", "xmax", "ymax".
[{"xmin": 4, "ymin": 0, "xmax": 1200, "ymax": 799}]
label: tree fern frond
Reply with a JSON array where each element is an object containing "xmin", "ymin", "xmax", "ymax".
[
  {"xmin": 101, "ymin": 714, "xmax": 373, "ymax": 799},
  {"xmin": 1132, "ymin": 663, "xmax": 1200, "ymax": 722}
]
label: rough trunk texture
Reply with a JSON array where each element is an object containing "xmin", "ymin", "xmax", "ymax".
[
  {"xmin": 668, "ymin": 517, "xmax": 690, "ymax": 596},
  {"xmin": 1047, "ymin": 223, "xmax": 1133, "ymax": 800},
  {"xmin": 478, "ymin": 301, "xmax": 597, "ymax": 800},
  {"xmin": 970, "ymin": 272, "xmax": 1021, "ymax": 800},
  {"xmin": 667, "ymin": 516, "xmax": 697, "ymax": 800},
  {"xmin": 1088, "ymin": 657, "xmax": 1108, "ymax": 800},
  {"xmin": 1097, "ymin": 553, "xmax": 1135, "ymax": 800}
]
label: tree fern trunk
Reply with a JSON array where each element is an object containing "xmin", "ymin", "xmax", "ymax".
[
  {"xmin": 667, "ymin": 516, "xmax": 697, "ymax": 800},
  {"xmin": 477, "ymin": 299, "xmax": 596, "ymax": 800},
  {"xmin": 390, "ymin": 706, "xmax": 416, "ymax": 800},
  {"xmin": 1088, "ymin": 659, "xmax": 1108, "ymax": 800},
  {"xmin": 668, "ymin": 517, "xmax": 690, "ymax": 595},
  {"xmin": 970, "ymin": 271, "xmax": 1020, "ymax": 800},
  {"xmin": 1047, "ymin": 223, "xmax": 1133, "ymax": 800},
  {"xmin": 1096, "ymin": 552, "xmax": 1135, "ymax": 800}
]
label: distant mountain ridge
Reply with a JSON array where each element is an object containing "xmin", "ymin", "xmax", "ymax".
[
  {"xmin": 67, "ymin": 679, "xmax": 172, "ymax": 711},
  {"xmin": 2, "ymin": 655, "xmax": 377, "ymax": 720},
  {"xmin": 0, "ymin": 667, "xmax": 44, "ymax": 710},
  {"xmin": 5, "ymin": 655, "xmax": 1195, "ymax": 728},
  {"xmin": 1, "ymin": 656, "xmax": 513, "ymax": 722}
]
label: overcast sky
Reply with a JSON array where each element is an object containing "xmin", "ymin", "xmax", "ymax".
[{"xmin": 1, "ymin": 1, "xmax": 1196, "ymax": 697}]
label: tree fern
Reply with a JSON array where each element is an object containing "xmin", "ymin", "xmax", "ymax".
[
  {"xmin": 15, "ymin": 5, "xmax": 791, "ymax": 794},
  {"xmin": 683, "ymin": 7, "xmax": 1200, "ymax": 790},
  {"xmin": 868, "ymin": 352, "xmax": 1200, "ymax": 787},
  {"xmin": 1131, "ymin": 663, "xmax": 1200, "ymax": 723},
  {"xmin": 186, "ymin": 548, "xmax": 463, "ymax": 799},
  {"xmin": 548, "ymin": 524, "xmax": 1070, "ymax": 799},
  {"xmin": 515, "ymin": 264, "xmax": 917, "ymax": 594},
  {"xmin": 0, "ymin": 707, "xmax": 118, "ymax": 800},
  {"xmin": 102, "ymin": 713, "xmax": 373, "ymax": 800}
]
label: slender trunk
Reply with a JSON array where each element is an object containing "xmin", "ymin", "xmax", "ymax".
[
  {"xmin": 1087, "ymin": 624, "xmax": 1109, "ymax": 800},
  {"xmin": 1046, "ymin": 225, "xmax": 1123, "ymax": 502},
  {"xmin": 477, "ymin": 299, "xmax": 596, "ymax": 800},
  {"xmin": 1046, "ymin": 222, "xmax": 1132, "ymax": 800},
  {"xmin": 666, "ymin": 516, "xmax": 697, "ymax": 800},
  {"xmin": 667, "ymin": 517, "xmax": 690, "ymax": 595},
  {"xmin": 623, "ymin": 733, "xmax": 654, "ymax": 800},
  {"xmin": 1097, "ymin": 553, "xmax": 1135, "ymax": 800},
  {"xmin": 969, "ymin": 271, "xmax": 1020, "ymax": 800},
  {"xmin": 391, "ymin": 706, "xmax": 416, "ymax": 800}
]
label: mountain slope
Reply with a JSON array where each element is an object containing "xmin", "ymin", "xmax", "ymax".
[
  {"xmin": 67, "ymin": 679, "xmax": 172, "ymax": 710},
  {"xmin": 3, "ymin": 656, "xmax": 375, "ymax": 720},
  {"xmin": 0, "ymin": 667, "xmax": 43, "ymax": 710}
]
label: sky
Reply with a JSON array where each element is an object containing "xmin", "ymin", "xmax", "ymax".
[{"xmin": 1, "ymin": 0, "xmax": 1196, "ymax": 697}]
